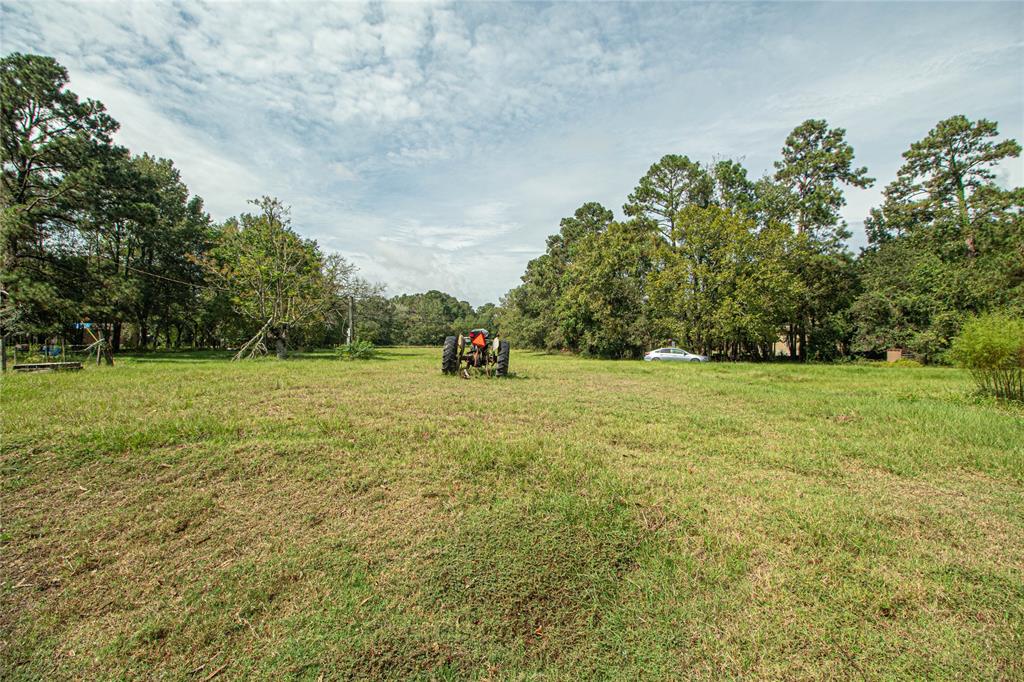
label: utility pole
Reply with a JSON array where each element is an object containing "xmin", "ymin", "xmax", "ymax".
[
  {"xmin": 346, "ymin": 296, "xmax": 354, "ymax": 345},
  {"xmin": 0, "ymin": 288, "xmax": 7, "ymax": 372}
]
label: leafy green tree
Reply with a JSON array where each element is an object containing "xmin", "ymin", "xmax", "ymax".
[
  {"xmin": 201, "ymin": 197, "xmax": 355, "ymax": 359},
  {"xmin": 854, "ymin": 116, "xmax": 1021, "ymax": 359},
  {"xmin": 501, "ymin": 255, "xmax": 561, "ymax": 349},
  {"xmin": 801, "ymin": 245, "xmax": 860, "ymax": 360},
  {"xmin": 353, "ymin": 294, "xmax": 398, "ymax": 345},
  {"xmin": 78, "ymin": 153, "xmax": 211, "ymax": 350},
  {"xmin": 772, "ymin": 119, "xmax": 873, "ymax": 359},
  {"xmin": 649, "ymin": 205, "xmax": 800, "ymax": 359},
  {"xmin": 737, "ymin": 221, "xmax": 804, "ymax": 358},
  {"xmin": 559, "ymin": 220, "xmax": 662, "ymax": 357},
  {"xmin": 392, "ymin": 290, "xmax": 473, "ymax": 345},
  {"xmin": 502, "ymin": 202, "xmax": 613, "ymax": 350},
  {"xmin": 710, "ymin": 159, "xmax": 757, "ymax": 217},
  {"xmin": 624, "ymin": 155, "xmax": 713, "ymax": 246},
  {"xmin": 452, "ymin": 302, "xmax": 500, "ymax": 336},
  {"xmin": 880, "ymin": 115, "xmax": 1021, "ymax": 254},
  {"xmin": 852, "ymin": 235, "xmax": 971, "ymax": 359},
  {"xmin": 950, "ymin": 313, "xmax": 1024, "ymax": 401},
  {"xmin": 774, "ymin": 119, "xmax": 874, "ymax": 247},
  {"xmin": 1, "ymin": 52, "xmax": 120, "ymax": 341}
]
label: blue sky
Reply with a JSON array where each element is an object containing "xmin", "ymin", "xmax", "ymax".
[{"xmin": 3, "ymin": 1, "xmax": 1021, "ymax": 305}]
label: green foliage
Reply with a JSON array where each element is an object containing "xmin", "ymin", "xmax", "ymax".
[
  {"xmin": 314, "ymin": 292, "xmax": 501, "ymax": 349},
  {"xmin": 4, "ymin": 49, "xmax": 1022, "ymax": 374},
  {"xmin": 391, "ymin": 290, "xmax": 474, "ymax": 345},
  {"xmin": 950, "ymin": 314, "xmax": 1024, "ymax": 400},
  {"xmin": 649, "ymin": 205, "xmax": 800, "ymax": 359},
  {"xmin": 501, "ymin": 202, "xmax": 614, "ymax": 351},
  {"xmin": 624, "ymin": 155, "xmax": 712, "ymax": 244},
  {"xmin": 559, "ymin": 220, "xmax": 661, "ymax": 358},
  {"xmin": 335, "ymin": 339, "xmax": 377, "ymax": 360},
  {"xmin": 1, "ymin": 52, "xmax": 122, "ymax": 336},
  {"xmin": 888, "ymin": 358, "xmax": 923, "ymax": 368},
  {"xmin": 773, "ymin": 119, "xmax": 874, "ymax": 246},
  {"xmin": 853, "ymin": 116, "xmax": 1022, "ymax": 361},
  {"xmin": 352, "ymin": 294, "xmax": 398, "ymax": 345},
  {"xmin": 452, "ymin": 302, "xmax": 499, "ymax": 337},
  {"xmin": 200, "ymin": 197, "xmax": 359, "ymax": 358},
  {"xmin": 503, "ymin": 115, "xmax": 1019, "ymax": 365}
]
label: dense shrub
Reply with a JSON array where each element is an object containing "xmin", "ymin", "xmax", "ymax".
[
  {"xmin": 335, "ymin": 340, "xmax": 377, "ymax": 360},
  {"xmin": 949, "ymin": 314, "xmax": 1024, "ymax": 401}
]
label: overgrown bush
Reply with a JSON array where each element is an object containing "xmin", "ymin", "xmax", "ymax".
[
  {"xmin": 335, "ymin": 340, "xmax": 377, "ymax": 360},
  {"xmin": 949, "ymin": 314, "xmax": 1024, "ymax": 401}
]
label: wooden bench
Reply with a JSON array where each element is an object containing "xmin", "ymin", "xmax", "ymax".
[{"xmin": 12, "ymin": 362, "xmax": 83, "ymax": 373}]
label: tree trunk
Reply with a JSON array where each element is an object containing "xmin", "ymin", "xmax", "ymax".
[
  {"xmin": 112, "ymin": 321, "xmax": 122, "ymax": 353},
  {"xmin": 275, "ymin": 336, "xmax": 286, "ymax": 359},
  {"xmin": 950, "ymin": 156, "xmax": 975, "ymax": 256},
  {"xmin": 97, "ymin": 328, "xmax": 114, "ymax": 366}
]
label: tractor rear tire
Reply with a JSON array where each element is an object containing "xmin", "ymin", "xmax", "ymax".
[
  {"xmin": 495, "ymin": 340, "xmax": 510, "ymax": 377},
  {"xmin": 442, "ymin": 336, "xmax": 459, "ymax": 374}
]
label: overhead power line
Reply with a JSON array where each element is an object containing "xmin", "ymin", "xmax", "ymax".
[{"xmin": 84, "ymin": 251, "xmax": 229, "ymax": 292}]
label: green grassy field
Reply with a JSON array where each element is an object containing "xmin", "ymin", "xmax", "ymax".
[{"xmin": 2, "ymin": 348, "xmax": 1022, "ymax": 680}]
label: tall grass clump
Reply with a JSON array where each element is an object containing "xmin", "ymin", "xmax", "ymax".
[
  {"xmin": 335, "ymin": 339, "xmax": 377, "ymax": 360},
  {"xmin": 950, "ymin": 313, "xmax": 1024, "ymax": 401}
]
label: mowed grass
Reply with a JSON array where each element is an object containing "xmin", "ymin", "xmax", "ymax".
[{"xmin": 1, "ymin": 348, "xmax": 1022, "ymax": 680}]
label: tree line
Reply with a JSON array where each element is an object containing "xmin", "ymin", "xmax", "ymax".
[
  {"xmin": 3, "ymin": 52, "xmax": 1021, "ymax": 363},
  {"xmin": 499, "ymin": 118, "xmax": 1022, "ymax": 362},
  {"xmin": 1, "ymin": 53, "xmax": 496, "ymax": 359}
]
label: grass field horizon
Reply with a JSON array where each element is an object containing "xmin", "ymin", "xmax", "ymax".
[{"xmin": 2, "ymin": 348, "xmax": 1022, "ymax": 679}]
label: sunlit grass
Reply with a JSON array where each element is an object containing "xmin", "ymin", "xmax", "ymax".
[{"xmin": 2, "ymin": 349, "xmax": 1022, "ymax": 679}]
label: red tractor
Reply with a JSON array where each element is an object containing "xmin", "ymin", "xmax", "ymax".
[{"xmin": 442, "ymin": 329, "xmax": 509, "ymax": 377}]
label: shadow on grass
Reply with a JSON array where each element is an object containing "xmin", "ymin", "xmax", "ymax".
[
  {"xmin": 117, "ymin": 350, "xmax": 235, "ymax": 363},
  {"xmin": 117, "ymin": 348, "xmax": 414, "ymax": 364},
  {"xmin": 331, "ymin": 348, "xmax": 411, "ymax": 362},
  {"xmin": 448, "ymin": 371, "xmax": 529, "ymax": 380},
  {"xmin": 372, "ymin": 347, "xmax": 422, "ymax": 358}
]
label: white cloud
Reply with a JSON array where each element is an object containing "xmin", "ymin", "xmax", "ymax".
[
  {"xmin": 327, "ymin": 162, "xmax": 359, "ymax": 182},
  {"xmin": 2, "ymin": 0, "xmax": 1021, "ymax": 303},
  {"xmin": 66, "ymin": 71, "xmax": 265, "ymax": 220}
]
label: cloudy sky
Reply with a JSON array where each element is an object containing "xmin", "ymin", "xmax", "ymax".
[{"xmin": 3, "ymin": 1, "xmax": 1021, "ymax": 304}]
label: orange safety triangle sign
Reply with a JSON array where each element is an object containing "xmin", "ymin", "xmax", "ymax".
[{"xmin": 471, "ymin": 333, "xmax": 487, "ymax": 348}]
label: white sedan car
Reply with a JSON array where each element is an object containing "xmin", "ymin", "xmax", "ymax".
[{"xmin": 643, "ymin": 347, "xmax": 709, "ymax": 362}]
